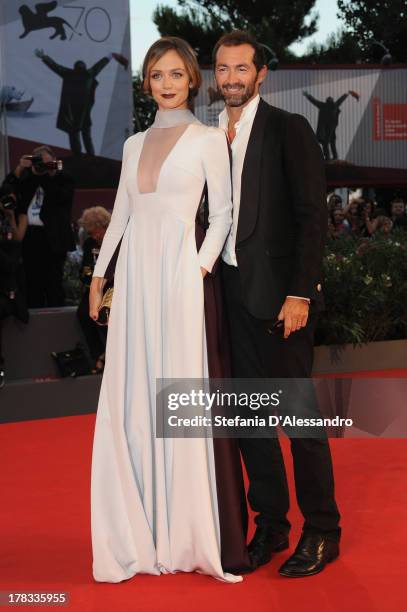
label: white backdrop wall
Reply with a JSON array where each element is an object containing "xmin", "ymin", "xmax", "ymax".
[{"xmin": 0, "ymin": 0, "xmax": 132, "ymax": 161}]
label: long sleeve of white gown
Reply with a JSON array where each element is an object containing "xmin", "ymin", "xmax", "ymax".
[
  {"xmin": 198, "ymin": 128, "xmax": 233, "ymax": 274},
  {"xmin": 92, "ymin": 137, "xmax": 132, "ymax": 278}
]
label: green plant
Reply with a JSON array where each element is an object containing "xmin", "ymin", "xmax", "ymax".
[
  {"xmin": 315, "ymin": 229, "xmax": 407, "ymax": 346},
  {"xmin": 133, "ymin": 72, "xmax": 156, "ymax": 133}
]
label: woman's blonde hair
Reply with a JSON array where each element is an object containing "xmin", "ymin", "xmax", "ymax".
[
  {"xmin": 78, "ymin": 206, "xmax": 111, "ymax": 233},
  {"xmin": 142, "ymin": 36, "xmax": 202, "ymax": 99}
]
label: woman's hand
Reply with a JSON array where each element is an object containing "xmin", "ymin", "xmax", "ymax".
[
  {"xmin": 89, "ymin": 286, "xmax": 102, "ymax": 321},
  {"xmin": 89, "ymin": 277, "xmax": 106, "ymax": 321},
  {"xmin": 200, "ymin": 266, "xmax": 208, "ymax": 278}
]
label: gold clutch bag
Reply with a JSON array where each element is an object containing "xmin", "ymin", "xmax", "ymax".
[{"xmin": 96, "ymin": 286, "xmax": 114, "ymax": 326}]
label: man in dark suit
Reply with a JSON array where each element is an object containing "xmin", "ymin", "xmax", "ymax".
[
  {"xmin": 2, "ymin": 145, "xmax": 75, "ymax": 307},
  {"xmin": 213, "ymin": 31, "xmax": 341, "ymax": 578}
]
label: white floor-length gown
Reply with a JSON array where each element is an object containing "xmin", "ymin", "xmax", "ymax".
[{"xmin": 90, "ymin": 108, "xmax": 242, "ymax": 583}]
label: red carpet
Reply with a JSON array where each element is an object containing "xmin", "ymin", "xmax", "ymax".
[
  {"xmin": 0, "ymin": 413, "xmax": 406, "ymax": 612},
  {"xmin": 319, "ymin": 368, "xmax": 407, "ymax": 378}
]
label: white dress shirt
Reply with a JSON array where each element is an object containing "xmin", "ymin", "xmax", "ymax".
[
  {"xmin": 220, "ymin": 94, "xmax": 260, "ymax": 266},
  {"xmin": 219, "ymin": 95, "xmax": 309, "ymax": 303}
]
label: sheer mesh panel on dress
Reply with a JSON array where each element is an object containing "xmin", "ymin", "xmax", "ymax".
[{"xmin": 137, "ymin": 125, "xmax": 190, "ymax": 194}]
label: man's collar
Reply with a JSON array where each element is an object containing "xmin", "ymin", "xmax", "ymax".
[{"xmin": 219, "ymin": 94, "xmax": 260, "ymax": 129}]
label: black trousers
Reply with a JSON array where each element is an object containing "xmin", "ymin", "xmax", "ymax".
[
  {"xmin": 222, "ymin": 262, "xmax": 341, "ymax": 542},
  {"xmin": 0, "ymin": 298, "xmax": 13, "ymax": 364},
  {"xmin": 22, "ymin": 226, "xmax": 66, "ymax": 308}
]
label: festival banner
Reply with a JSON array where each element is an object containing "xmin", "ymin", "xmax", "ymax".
[{"xmin": 0, "ymin": 0, "xmax": 132, "ymax": 185}]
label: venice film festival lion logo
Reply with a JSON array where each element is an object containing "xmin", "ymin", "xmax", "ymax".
[{"xmin": 18, "ymin": 1, "xmax": 81, "ymax": 41}]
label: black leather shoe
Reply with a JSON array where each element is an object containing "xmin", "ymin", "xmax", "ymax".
[
  {"xmin": 248, "ymin": 526, "xmax": 289, "ymax": 569},
  {"xmin": 278, "ymin": 533, "xmax": 339, "ymax": 577}
]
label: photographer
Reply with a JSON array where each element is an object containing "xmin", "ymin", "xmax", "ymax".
[
  {"xmin": 1, "ymin": 145, "xmax": 76, "ymax": 307},
  {"xmin": 0, "ymin": 189, "xmax": 29, "ymax": 388},
  {"xmin": 77, "ymin": 206, "xmax": 111, "ymax": 374}
]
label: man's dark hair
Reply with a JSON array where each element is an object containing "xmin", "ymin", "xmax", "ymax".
[{"xmin": 212, "ymin": 30, "xmax": 266, "ymax": 72}]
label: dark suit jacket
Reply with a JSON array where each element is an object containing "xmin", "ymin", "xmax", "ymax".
[
  {"xmin": 235, "ymin": 98, "xmax": 327, "ymax": 320},
  {"xmin": 3, "ymin": 169, "xmax": 76, "ymax": 253}
]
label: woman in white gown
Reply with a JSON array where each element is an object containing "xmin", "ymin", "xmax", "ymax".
[{"xmin": 89, "ymin": 37, "xmax": 247, "ymax": 583}]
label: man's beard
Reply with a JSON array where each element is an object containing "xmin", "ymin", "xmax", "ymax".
[{"xmin": 219, "ymin": 80, "xmax": 256, "ymax": 107}]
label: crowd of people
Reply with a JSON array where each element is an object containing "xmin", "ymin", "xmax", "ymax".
[
  {"xmin": 0, "ymin": 143, "xmax": 406, "ymax": 387},
  {"xmin": 327, "ymin": 192, "xmax": 407, "ymax": 241}
]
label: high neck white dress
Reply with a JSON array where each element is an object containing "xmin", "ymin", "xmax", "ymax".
[{"xmin": 90, "ymin": 109, "xmax": 241, "ymax": 583}]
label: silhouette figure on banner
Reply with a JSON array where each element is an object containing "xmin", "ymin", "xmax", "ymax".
[
  {"xmin": 19, "ymin": 1, "xmax": 81, "ymax": 40},
  {"xmin": 302, "ymin": 90, "xmax": 360, "ymax": 160},
  {"xmin": 34, "ymin": 49, "xmax": 128, "ymax": 156}
]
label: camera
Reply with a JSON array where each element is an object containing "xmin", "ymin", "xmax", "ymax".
[
  {"xmin": 0, "ymin": 193, "xmax": 17, "ymax": 211},
  {"xmin": 24, "ymin": 155, "xmax": 63, "ymax": 173},
  {"xmin": 81, "ymin": 265, "xmax": 94, "ymax": 287},
  {"xmin": 0, "ymin": 191, "xmax": 18, "ymax": 240},
  {"xmin": 81, "ymin": 249, "xmax": 100, "ymax": 287}
]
